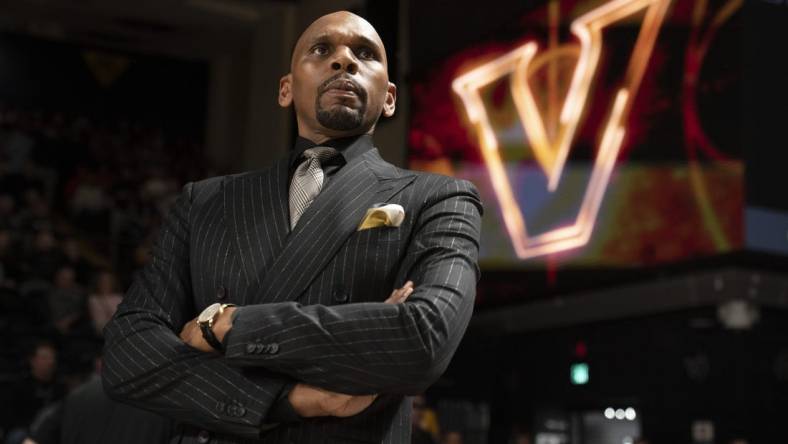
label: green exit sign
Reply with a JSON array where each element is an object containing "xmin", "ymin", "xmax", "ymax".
[{"xmin": 570, "ymin": 363, "xmax": 589, "ymax": 385}]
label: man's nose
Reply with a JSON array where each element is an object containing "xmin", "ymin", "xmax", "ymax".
[{"xmin": 330, "ymin": 46, "xmax": 358, "ymax": 75}]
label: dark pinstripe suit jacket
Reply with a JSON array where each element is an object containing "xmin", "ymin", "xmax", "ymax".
[{"xmin": 102, "ymin": 146, "xmax": 482, "ymax": 444}]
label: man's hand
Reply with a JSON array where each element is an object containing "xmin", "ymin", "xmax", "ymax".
[
  {"xmin": 179, "ymin": 318, "xmax": 214, "ymax": 353},
  {"xmin": 179, "ymin": 306, "xmax": 237, "ymax": 353},
  {"xmin": 288, "ymin": 281, "xmax": 415, "ymax": 418},
  {"xmin": 288, "ymin": 383, "xmax": 378, "ymax": 418},
  {"xmin": 384, "ymin": 280, "xmax": 414, "ymax": 304}
]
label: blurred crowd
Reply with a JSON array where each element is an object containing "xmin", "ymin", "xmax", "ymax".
[{"xmin": 0, "ymin": 103, "xmax": 204, "ymax": 443}]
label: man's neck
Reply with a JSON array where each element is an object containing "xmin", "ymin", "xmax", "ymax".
[{"xmin": 297, "ymin": 125, "xmax": 375, "ymax": 145}]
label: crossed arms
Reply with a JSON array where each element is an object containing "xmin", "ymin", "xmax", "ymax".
[{"xmin": 101, "ymin": 177, "xmax": 482, "ymax": 439}]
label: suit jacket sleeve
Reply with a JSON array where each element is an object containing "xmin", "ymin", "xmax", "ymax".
[
  {"xmin": 224, "ymin": 178, "xmax": 482, "ymax": 395},
  {"xmin": 102, "ymin": 182, "xmax": 290, "ymax": 439}
]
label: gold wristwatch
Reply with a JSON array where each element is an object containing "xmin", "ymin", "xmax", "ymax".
[{"xmin": 197, "ymin": 303, "xmax": 235, "ymax": 352}]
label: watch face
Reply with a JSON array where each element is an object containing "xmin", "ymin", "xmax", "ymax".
[{"xmin": 198, "ymin": 303, "xmax": 221, "ymax": 324}]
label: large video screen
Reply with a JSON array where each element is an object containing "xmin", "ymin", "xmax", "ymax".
[{"xmin": 408, "ymin": 0, "xmax": 744, "ymax": 268}]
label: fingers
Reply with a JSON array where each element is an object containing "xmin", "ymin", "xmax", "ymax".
[
  {"xmin": 179, "ymin": 320, "xmax": 205, "ymax": 351},
  {"xmin": 394, "ymin": 281, "xmax": 414, "ymax": 302},
  {"xmin": 290, "ymin": 384, "xmax": 333, "ymax": 417},
  {"xmin": 332, "ymin": 393, "xmax": 378, "ymax": 417},
  {"xmin": 179, "ymin": 317, "xmax": 197, "ymax": 339},
  {"xmin": 292, "ymin": 384, "xmax": 379, "ymax": 417},
  {"xmin": 384, "ymin": 280, "xmax": 414, "ymax": 304},
  {"xmin": 179, "ymin": 322, "xmax": 192, "ymax": 341}
]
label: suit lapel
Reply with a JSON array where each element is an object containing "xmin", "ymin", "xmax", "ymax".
[
  {"xmin": 247, "ymin": 148, "xmax": 415, "ymax": 304},
  {"xmin": 225, "ymin": 156, "xmax": 290, "ymax": 295}
]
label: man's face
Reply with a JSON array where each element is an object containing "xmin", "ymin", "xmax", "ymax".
[
  {"xmin": 443, "ymin": 431, "xmax": 463, "ymax": 444},
  {"xmin": 30, "ymin": 345, "xmax": 56, "ymax": 382},
  {"xmin": 280, "ymin": 12, "xmax": 396, "ymax": 141}
]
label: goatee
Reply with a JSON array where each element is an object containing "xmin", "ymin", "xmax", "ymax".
[
  {"xmin": 315, "ymin": 74, "xmax": 368, "ymax": 131},
  {"xmin": 316, "ymin": 105, "xmax": 364, "ymax": 131}
]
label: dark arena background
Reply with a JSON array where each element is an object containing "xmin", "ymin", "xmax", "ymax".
[{"xmin": 0, "ymin": 0, "xmax": 786, "ymax": 443}]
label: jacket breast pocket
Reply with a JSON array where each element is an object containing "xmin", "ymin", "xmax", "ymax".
[{"xmin": 359, "ymin": 226, "xmax": 402, "ymax": 243}]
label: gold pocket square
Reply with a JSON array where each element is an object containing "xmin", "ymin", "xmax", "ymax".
[{"xmin": 357, "ymin": 204, "xmax": 405, "ymax": 231}]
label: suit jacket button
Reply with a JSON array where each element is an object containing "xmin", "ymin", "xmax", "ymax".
[
  {"xmin": 269, "ymin": 343, "xmax": 279, "ymax": 354},
  {"xmin": 216, "ymin": 286, "xmax": 227, "ymax": 300},
  {"xmin": 245, "ymin": 343, "xmax": 256, "ymax": 354},
  {"xmin": 197, "ymin": 430, "xmax": 211, "ymax": 443},
  {"xmin": 332, "ymin": 286, "xmax": 349, "ymax": 302}
]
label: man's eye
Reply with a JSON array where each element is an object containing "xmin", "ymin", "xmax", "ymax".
[
  {"xmin": 312, "ymin": 45, "xmax": 329, "ymax": 55},
  {"xmin": 357, "ymin": 47, "xmax": 376, "ymax": 60}
]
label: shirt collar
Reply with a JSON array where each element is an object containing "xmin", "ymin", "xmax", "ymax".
[{"xmin": 289, "ymin": 134, "xmax": 374, "ymax": 169}]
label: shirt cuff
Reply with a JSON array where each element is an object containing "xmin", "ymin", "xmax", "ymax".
[{"xmin": 267, "ymin": 382, "xmax": 301, "ymax": 424}]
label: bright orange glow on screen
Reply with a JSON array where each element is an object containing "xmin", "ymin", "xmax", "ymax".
[{"xmin": 452, "ymin": 0, "xmax": 671, "ymax": 259}]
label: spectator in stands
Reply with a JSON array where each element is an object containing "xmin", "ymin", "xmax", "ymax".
[
  {"xmin": 87, "ymin": 271, "xmax": 122, "ymax": 336},
  {"xmin": 60, "ymin": 238, "xmax": 92, "ymax": 286},
  {"xmin": 22, "ymin": 356, "xmax": 173, "ymax": 444},
  {"xmin": 22, "ymin": 229, "xmax": 62, "ymax": 282},
  {"xmin": 17, "ymin": 189, "xmax": 51, "ymax": 235},
  {"xmin": 1, "ymin": 116, "xmax": 34, "ymax": 174},
  {"xmin": 0, "ymin": 194, "xmax": 21, "ymax": 230},
  {"xmin": 140, "ymin": 166, "xmax": 178, "ymax": 211},
  {"xmin": 441, "ymin": 430, "xmax": 464, "ymax": 444},
  {"xmin": 69, "ymin": 169, "xmax": 111, "ymax": 233},
  {"xmin": 3, "ymin": 341, "xmax": 65, "ymax": 444},
  {"xmin": 47, "ymin": 267, "xmax": 84, "ymax": 335}
]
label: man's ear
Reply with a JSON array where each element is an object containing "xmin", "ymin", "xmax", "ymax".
[
  {"xmin": 278, "ymin": 74, "xmax": 293, "ymax": 108},
  {"xmin": 382, "ymin": 82, "xmax": 397, "ymax": 117}
]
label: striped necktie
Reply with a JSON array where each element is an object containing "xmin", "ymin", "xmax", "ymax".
[{"xmin": 289, "ymin": 146, "xmax": 338, "ymax": 229}]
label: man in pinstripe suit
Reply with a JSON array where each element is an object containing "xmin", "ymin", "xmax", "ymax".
[{"xmin": 102, "ymin": 11, "xmax": 482, "ymax": 444}]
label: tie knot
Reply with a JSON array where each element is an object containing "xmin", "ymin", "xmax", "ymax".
[{"xmin": 303, "ymin": 147, "xmax": 338, "ymax": 163}]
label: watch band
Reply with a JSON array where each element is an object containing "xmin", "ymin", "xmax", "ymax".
[
  {"xmin": 198, "ymin": 303, "xmax": 235, "ymax": 352},
  {"xmin": 200, "ymin": 321, "xmax": 225, "ymax": 352}
]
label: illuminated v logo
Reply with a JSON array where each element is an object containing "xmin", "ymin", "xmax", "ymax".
[{"xmin": 453, "ymin": 0, "xmax": 671, "ymax": 259}]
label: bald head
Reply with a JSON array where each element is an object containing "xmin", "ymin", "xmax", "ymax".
[
  {"xmin": 291, "ymin": 11, "xmax": 388, "ymax": 71},
  {"xmin": 279, "ymin": 10, "xmax": 396, "ymax": 143}
]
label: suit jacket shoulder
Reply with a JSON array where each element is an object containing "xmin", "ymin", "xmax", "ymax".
[
  {"xmin": 188, "ymin": 168, "xmax": 271, "ymax": 208},
  {"xmin": 397, "ymin": 168, "xmax": 482, "ymax": 211},
  {"xmin": 188, "ymin": 174, "xmax": 222, "ymax": 206}
]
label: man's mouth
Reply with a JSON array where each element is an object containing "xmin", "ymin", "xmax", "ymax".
[
  {"xmin": 319, "ymin": 76, "xmax": 366, "ymax": 103},
  {"xmin": 326, "ymin": 89, "xmax": 358, "ymax": 98},
  {"xmin": 325, "ymin": 79, "xmax": 360, "ymax": 95}
]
